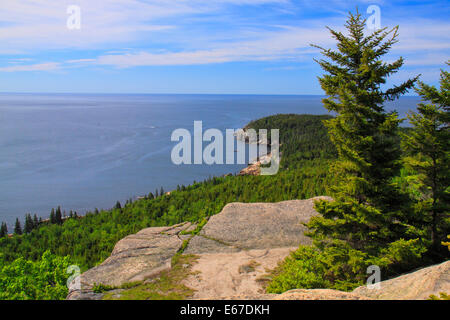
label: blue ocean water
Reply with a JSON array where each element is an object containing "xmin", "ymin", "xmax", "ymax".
[{"xmin": 0, "ymin": 93, "xmax": 420, "ymax": 227}]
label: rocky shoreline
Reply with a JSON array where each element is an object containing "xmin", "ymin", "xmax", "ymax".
[{"xmin": 234, "ymin": 127, "xmax": 273, "ymax": 176}]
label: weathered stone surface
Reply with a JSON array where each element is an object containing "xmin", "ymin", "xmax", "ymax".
[
  {"xmin": 353, "ymin": 260, "xmax": 450, "ymax": 300},
  {"xmin": 274, "ymin": 289, "xmax": 369, "ymax": 300},
  {"xmin": 185, "ymin": 234, "xmax": 241, "ymax": 254},
  {"xmin": 185, "ymin": 197, "xmax": 331, "ymax": 254},
  {"xmin": 184, "ymin": 248, "xmax": 296, "ymax": 300},
  {"xmin": 220, "ymin": 261, "xmax": 450, "ymax": 300},
  {"xmin": 67, "ymin": 222, "xmax": 193, "ymax": 299},
  {"xmin": 183, "ymin": 198, "xmax": 332, "ymax": 299},
  {"xmin": 66, "ymin": 290, "xmax": 105, "ymax": 300},
  {"xmin": 219, "ymin": 289, "xmax": 368, "ymax": 300}
]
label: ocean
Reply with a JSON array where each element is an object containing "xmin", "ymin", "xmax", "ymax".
[{"xmin": 0, "ymin": 93, "xmax": 420, "ymax": 227}]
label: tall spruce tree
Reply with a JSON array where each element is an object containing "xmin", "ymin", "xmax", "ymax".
[
  {"xmin": 401, "ymin": 62, "xmax": 450, "ymax": 257},
  {"xmin": 14, "ymin": 218, "xmax": 22, "ymax": 235},
  {"xmin": 24, "ymin": 213, "xmax": 33, "ymax": 234},
  {"xmin": 0, "ymin": 222, "xmax": 7, "ymax": 237},
  {"xmin": 308, "ymin": 11, "xmax": 421, "ymax": 264},
  {"xmin": 55, "ymin": 206, "xmax": 63, "ymax": 225},
  {"xmin": 49, "ymin": 208, "xmax": 56, "ymax": 224},
  {"xmin": 33, "ymin": 214, "xmax": 39, "ymax": 229}
]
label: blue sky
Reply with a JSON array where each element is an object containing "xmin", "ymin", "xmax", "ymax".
[{"xmin": 0, "ymin": 0, "xmax": 449, "ymax": 94}]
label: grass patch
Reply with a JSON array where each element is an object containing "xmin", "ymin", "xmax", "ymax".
[
  {"xmin": 179, "ymin": 218, "xmax": 208, "ymax": 236},
  {"xmin": 102, "ymin": 254, "xmax": 199, "ymax": 300},
  {"xmin": 92, "ymin": 281, "xmax": 144, "ymax": 294}
]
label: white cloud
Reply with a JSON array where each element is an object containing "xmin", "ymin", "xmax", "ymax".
[
  {"xmin": 94, "ymin": 17, "xmax": 450, "ymax": 68},
  {"xmin": 0, "ymin": 62, "xmax": 61, "ymax": 72},
  {"xmin": 0, "ymin": 0, "xmax": 447, "ymax": 73},
  {"xmin": 0, "ymin": 0, "xmax": 287, "ymax": 50},
  {"xmin": 96, "ymin": 25, "xmax": 332, "ymax": 67}
]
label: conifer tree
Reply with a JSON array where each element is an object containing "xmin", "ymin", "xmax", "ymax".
[
  {"xmin": 24, "ymin": 213, "xmax": 33, "ymax": 234},
  {"xmin": 49, "ymin": 208, "xmax": 56, "ymax": 224},
  {"xmin": 14, "ymin": 218, "xmax": 22, "ymax": 235},
  {"xmin": 308, "ymin": 11, "xmax": 420, "ymax": 262},
  {"xmin": 33, "ymin": 214, "xmax": 39, "ymax": 229},
  {"xmin": 402, "ymin": 62, "xmax": 450, "ymax": 256},
  {"xmin": 0, "ymin": 222, "xmax": 7, "ymax": 237},
  {"xmin": 55, "ymin": 206, "xmax": 63, "ymax": 224},
  {"xmin": 115, "ymin": 201, "xmax": 122, "ymax": 210}
]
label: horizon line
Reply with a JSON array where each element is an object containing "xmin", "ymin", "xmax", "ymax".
[{"xmin": 0, "ymin": 91, "xmax": 421, "ymax": 97}]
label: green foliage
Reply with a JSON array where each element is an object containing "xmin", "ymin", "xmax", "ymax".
[
  {"xmin": 92, "ymin": 283, "xmax": 117, "ymax": 293},
  {"xmin": 14, "ymin": 218, "xmax": 22, "ymax": 235},
  {"xmin": 429, "ymin": 292, "xmax": 450, "ymax": 300},
  {"xmin": 245, "ymin": 114, "xmax": 337, "ymax": 168},
  {"xmin": 0, "ymin": 222, "xmax": 7, "ymax": 238},
  {"xmin": 401, "ymin": 63, "xmax": 450, "ymax": 255},
  {"xmin": 265, "ymin": 11, "xmax": 437, "ymax": 293},
  {"xmin": 268, "ymin": 238, "xmax": 427, "ymax": 293},
  {"xmin": 443, "ymin": 235, "xmax": 450, "ymax": 251},
  {"xmin": 266, "ymin": 246, "xmax": 330, "ymax": 293},
  {"xmin": 267, "ymin": 243, "xmax": 369, "ymax": 293},
  {"xmin": 0, "ymin": 250, "xmax": 71, "ymax": 300},
  {"xmin": 304, "ymin": 10, "xmax": 424, "ymax": 287},
  {"xmin": 312, "ymin": 11, "xmax": 418, "ymax": 208}
]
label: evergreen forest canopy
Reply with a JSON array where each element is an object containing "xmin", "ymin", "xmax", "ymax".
[{"xmin": 0, "ymin": 11, "xmax": 448, "ymax": 300}]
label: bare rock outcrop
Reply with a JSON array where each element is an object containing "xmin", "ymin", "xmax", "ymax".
[
  {"xmin": 274, "ymin": 289, "xmax": 369, "ymax": 300},
  {"xmin": 185, "ymin": 197, "xmax": 331, "ymax": 255},
  {"xmin": 238, "ymin": 154, "xmax": 272, "ymax": 176},
  {"xmin": 353, "ymin": 260, "xmax": 450, "ymax": 300},
  {"xmin": 183, "ymin": 197, "xmax": 332, "ymax": 299},
  {"xmin": 67, "ymin": 222, "xmax": 194, "ymax": 300},
  {"xmin": 211, "ymin": 261, "xmax": 450, "ymax": 300}
]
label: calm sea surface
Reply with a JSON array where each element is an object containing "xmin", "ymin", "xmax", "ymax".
[{"xmin": 0, "ymin": 93, "xmax": 420, "ymax": 227}]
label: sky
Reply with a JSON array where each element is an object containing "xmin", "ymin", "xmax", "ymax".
[{"xmin": 0, "ymin": 0, "xmax": 449, "ymax": 94}]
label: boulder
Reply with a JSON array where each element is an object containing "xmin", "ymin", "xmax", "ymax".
[
  {"xmin": 353, "ymin": 260, "xmax": 450, "ymax": 300},
  {"xmin": 185, "ymin": 197, "xmax": 331, "ymax": 254},
  {"xmin": 183, "ymin": 198, "xmax": 332, "ymax": 299},
  {"xmin": 67, "ymin": 222, "xmax": 193, "ymax": 300}
]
